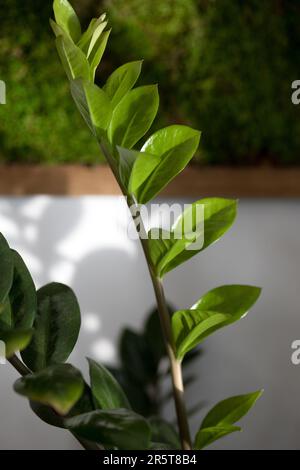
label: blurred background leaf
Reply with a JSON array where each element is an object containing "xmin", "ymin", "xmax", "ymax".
[{"xmin": 1, "ymin": 0, "xmax": 300, "ymax": 165}]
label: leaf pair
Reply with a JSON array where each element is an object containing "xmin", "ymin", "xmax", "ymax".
[
  {"xmin": 172, "ymin": 284, "xmax": 261, "ymax": 360},
  {"xmin": 194, "ymin": 391, "xmax": 263, "ymax": 449},
  {"xmin": 148, "ymin": 198, "xmax": 237, "ymax": 278},
  {"xmin": 52, "ymin": 1, "xmax": 109, "ymax": 81}
]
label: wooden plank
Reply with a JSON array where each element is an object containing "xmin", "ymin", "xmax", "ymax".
[{"xmin": 0, "ymin": 164, "xmax": 299, "ymax": 197}]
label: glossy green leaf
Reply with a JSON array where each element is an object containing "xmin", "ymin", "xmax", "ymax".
[
  {"xmin": 104, "ymin": 61, "xmax": 143, "ymax": 109},
  {"xmin": 14, "ymin": 363, "xmax": 84, "ymax": 415},
  {"xmin": 172, "ymin": 285, "xmax": 261, "ymax": 359},
  {"xmin": 53, "ymin": 0, "xmax": 81, "ymax": 42},
  {"xmin": 194, "ymin": 390, "xmax": 263, "ymax": 449},
  {"xmin": 70, "ymin": 78, "xmax": 112, "ymax": 137},
  {"xmin": 0, "ymin": 329, "xmax": 33, "ymax": 358},
  {"xmin": 136, "ymin": 125, "xmax": 201, "ymax": 203},
  {"xmin": 108, "ymin": 85, "xmax": 159, "ymax": 149},
  {"xmin": 88, "ymin": 358, "xmax": 130, "ymax": 410},
  {"xmin": 78, "ymin": 15, "xmax": 107, "ymax": 55},
  {"xmin": 88, "ymin": 29, "xmax": 111, "ymax": 81},
  {"xmin": 8, "ymin": 250, "xmax": 37, "ymax": 329},
  {"xmin": 194, "ymin": 425, "xmax": 241, "ymax": 450},
  {"xmin": 117, "ymin": 146, "xmax": 160, "ymax": 193},
  {"xmin": 0, "ymin": 233, "xmax": 14, "ymax": 306},
  {"xmin": 65, "ymin": 408, "xmax": 151, "ymax": 449},
  {"xmin": 148, "ymin": 198, "xmax": 237, "ymax": 278},
  {"xmin": 21, "ymin": 282, "xmax": 81, "ymax": 371},
  {"xmin": 55, "ymin": 33, "xmax": 90, "ymax": 81}
]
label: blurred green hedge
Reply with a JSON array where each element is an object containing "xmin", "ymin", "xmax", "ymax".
[{"xmin": 0, "ymin": 0, "xmax": 300, "ymax": 165}]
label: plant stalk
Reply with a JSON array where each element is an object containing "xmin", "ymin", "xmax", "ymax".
[{"xmin": 99, "ymin": 141, "xmax": 192, "ymax": 449}]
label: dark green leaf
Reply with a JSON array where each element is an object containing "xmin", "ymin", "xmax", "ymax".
[
  {"xmin": 53, "ymin": 0, "xmax": 81, "ymax": 42},
  {"xmin": 22, "ymin": 282, "xmax": 81, "ymax": 371},
  {"xmin": 104, "ymin": 61, "xmax": 143, "ymax": 108},
  {"xmin": 70, "ymin": 78, "xmax": 112, "ymax": 137},
  {"xmin": 149, "ymin": 417, "xmax": 180, "ymax": 449},
  {"xmin": 108, "ymin": 85, "xmax": 159, "ymax": 149},
  {"xmin": 65, "ymin": 408, "xmax": 151, "ymax": 450},
  {"xmin": 148, "ymin": 198, "xmax": 237, "ymax": 278},
  {"xmin": 194, "ymin": 425, "xmax": 241, "ymax": 450},
  {"xmin": 172, "ymin": 285, "xmax": 261, "ymax": 359},
  {"xmin": 0, "ymin": 329, "xmax": 33, "ymax": 358},
  {"xmin": 0, "ymin": 233, "xmax": 14, "ymax": 306},
  {"xmin": 88, "ymin": 358, "xmax": 130, "ymax": 410},
  {"xmin": 136, "ymin": 125, "xmax": 201, "ymax": 203},
  {"xmin": 14, "ymin": 363, "xmax": 84, "ymax": 415},
  {"xmin": 8, "ymin": 250, "xmax": 37, "ymax": 329}
]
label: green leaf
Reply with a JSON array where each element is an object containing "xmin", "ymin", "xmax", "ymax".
[
  {"xmin": 194, "ymin": 425, "xmax": 241, "ymax": 450},
  {"xmin": 201, "ymin": 391, "xmax": 263, "ymax": 429},
  {"xmin": 136, "ymin": 125, "xmax": 201, "ymax": 203},
  {"xmin": 117, "ymin": 146, "xmax": 160, "ymax": 193},
  {"xmin": 14, "ymin": 363, "xmax": 84, "ymax": 415},
  {"xmin": 194, "ymin": 390, "xmax": 263, "ymax": 449},
  {"xmin": 78, "ymin": 15, "xmax": 107, "ymax": 55},
  {"xmin": 88, "ymin": 29, "xmax": 111, "ymax": 81},
  {"xmin": 70, "ymin": 78, "xmax": 112, "ymax": 138},
  {"xmin": 55, "ymin": 33, "xmax": 90, "ymax": 81},
  {"xmin": 148, "ymin": 198, "xmax": 237, "ymax": 278},
  {"xmin": 0, "ymin": 329, "xmax": 33, "ymax": 358},
  {"xmin": 65, "ymin": 408, "xmax": 151, "ymax": 450},
  {"xmin": 53, "ymin": 0, "xmax": 81, "ymax": 42},
  {"xmin": 0, "ymin": 233, "xmax": 14, "ymax": 306},
  {"xmin": 149, "ymin": 417, "xmax": 180, "ymax": 449},
  {"xmin": 108, "ymin": 85, "xmax": 159, "ymax": 149},
  {"xmin": 21, "ymin": 282, "xmax": 81, "ymax": 371},
  {"xmin": 8, "ymin": 250, "xmax": 37, "ymax": 329},
  {"xmin": 104, "ymin": 61, "xmax": 143, "ymax": 109},
  {"xmin": 88, "ymin": 358, "xmax": 130, "ymax": 410},
  {"xmin": 172, "ymin": 285, "xmax": 261, "ymax": 360}
]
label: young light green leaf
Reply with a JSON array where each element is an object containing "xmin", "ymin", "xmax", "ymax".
[
  {"xmin": 14, "ymin": 363, "xmax": 84, "ymax": 415},
  {"xmin": 88, "ymin": 358, "xmax": 130, "ymax": 410},
  {"xmin": 88, "ymin": 29, "xmax": 111, "ymax": 81},
  {"xmin": 0, "ymin": 329, "xmax": 33, "ymax": 358},
  {"xmin": 172, "ymin": 285, "xmax": 262, "ymax": 359},
  {"xmin": 21, "ymin": 282, "xmax": 81, "ymax": 371},
  {"xmin": 104, "ymin": 61, "xmax": 143, "ymax": 108},
  {"xmin": 148, "ymin": 198, "xmax": 237, "ymax": 278},
  {"xmin": 70, "ymin": 78, "xmax": 112, "ymax": 137},
  {"xmin": 53, "ymin": 0, "xmax": 81, "ymax": 42},
  {"xmin": 65, "ymin": 408, "xmax": 151, "ymax": 449},
  {"xmin": 108, "ymin": 85, "xmax": 159, "ymax": 149},
  {"xmin": 194, "ymin": 390, "xmax": 263, "ymax": 449},
  {"xmin": 55, "ymin": 33, "xmax": 90, "ymax": 81},
  {"xmin": 78, "ymin": 14, "xmax": 107, "ymax": 54},
  {"xmin": 0, "ymin": 233, "xmax": 14, "ymax": 306},
  {"xmin": 136, "ymin": 125, "xmax": 201, "ymax": 203},
  {"xmin": 8, "ymin": 250, "xmax": 37, "ymax": 329},
  {"xmin": 194, "ymin": 425, "xmax": 241, "ymax": 450},
  {"xmin": 117, "ymin": 146, "xmax": 160, "ymax": 193}
]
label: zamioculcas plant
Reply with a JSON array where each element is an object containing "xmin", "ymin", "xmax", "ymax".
[{"xmin": 0, "ymin": 0, "xmax": 263, "ymax": 451}]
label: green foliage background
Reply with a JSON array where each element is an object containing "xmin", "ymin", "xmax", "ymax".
[{"xmin": 0, "ymin": 0, "xmax": 300, "ymax": 164}]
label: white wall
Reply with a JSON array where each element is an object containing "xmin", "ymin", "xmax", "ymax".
[{"xmin": 0, "ymin": 196, "xmax": 299, "ymax": 450}]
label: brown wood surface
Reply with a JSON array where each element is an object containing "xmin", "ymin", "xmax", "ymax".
[{"xmin": 0, "ymin": 164, "xmax": 299, "ymax": 197}]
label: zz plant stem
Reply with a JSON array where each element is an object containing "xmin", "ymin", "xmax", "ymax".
[{"xmin": 0, "ymin": 0, "xmax": 264, "ymax": 451}]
